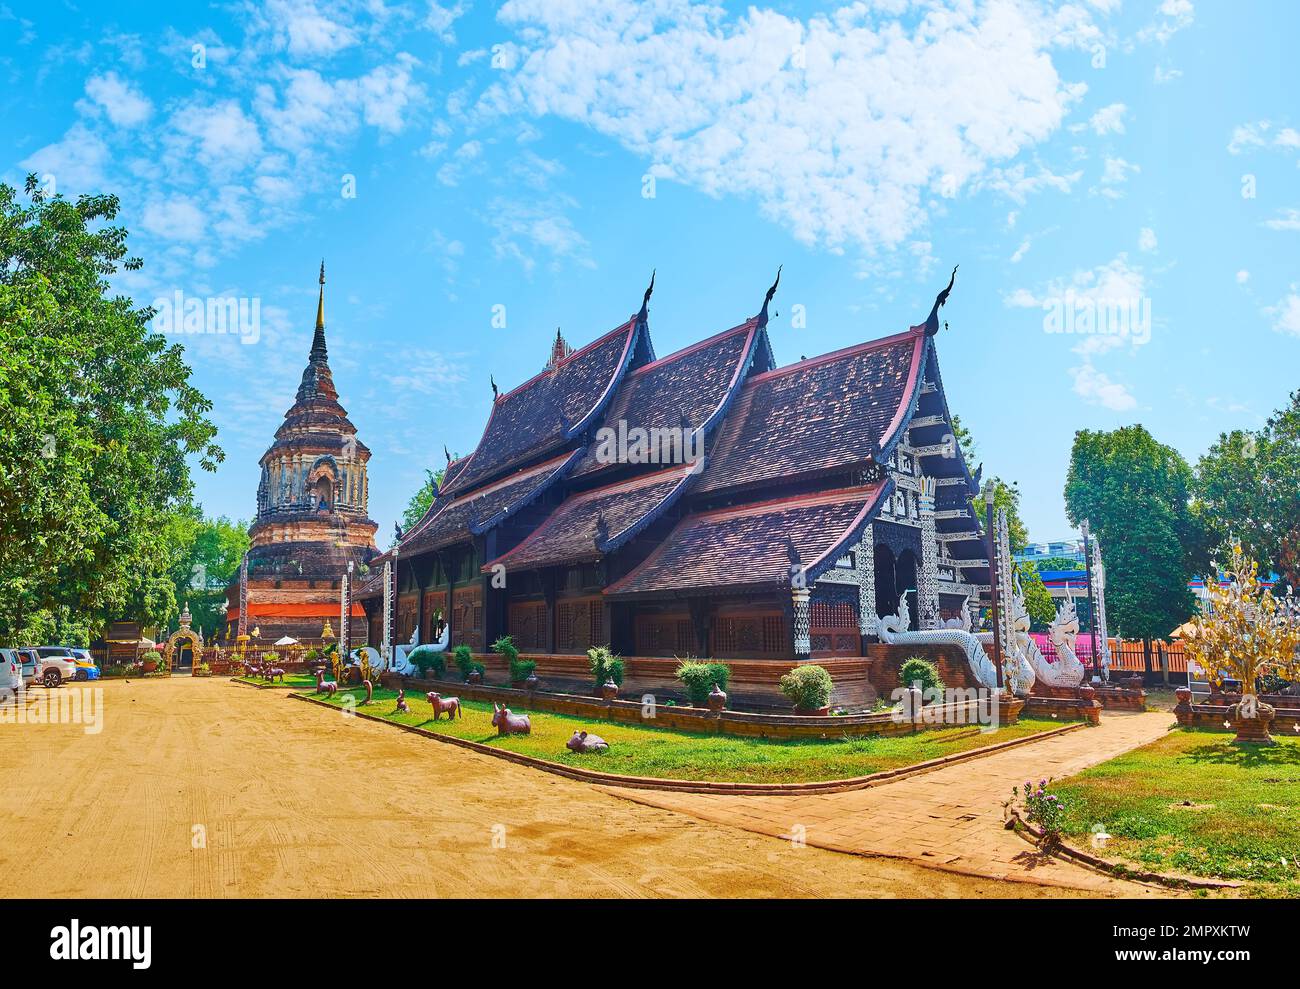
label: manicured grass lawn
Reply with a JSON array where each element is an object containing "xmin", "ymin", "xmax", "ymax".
[
  {"xmin": 300, "ymin": 683, "xmax": 1059, "ymax": 785},
  {"xmin": 1054, "ymin": 727, "xmax": 1300, "ymax": 895},
  {"xmin": 235, "ymin": 672, "xmax": 317, "ymax": 689}
]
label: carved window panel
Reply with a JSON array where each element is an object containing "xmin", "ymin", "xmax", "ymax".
[
  {"xmin": 711, "ymin": 613, "xmax": 788, "ymax": 659},
  {"xmin": 508, "ymin": 601, "xmax": 548, "ymax": 652},
  {"xmin": 634, "ymin": 613, "xmax": 693, "ymax": 657},
  {"xmin": 556, "ymin": 595, "xmax": 603, "ymax": 653}
]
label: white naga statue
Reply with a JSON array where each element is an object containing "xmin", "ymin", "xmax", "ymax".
[
  {"xmin": 351, "ymin": 621, "xmax": 451, "ymax": 677},
  {"xmin": 1038, "ymin": 587, "xmax": 1088, "ymax": 687},
  {"xmin": 877, "ymin": 592, "xmax": 1004, "ymax": 693},
  {"xmin": 972, "ymin": 581, "xmax": 1038, "ymax": 697}
]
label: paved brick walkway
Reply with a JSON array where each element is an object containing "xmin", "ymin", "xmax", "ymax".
[{"xmin": 601, "ymin": 710, "xmax": 1176, "ymax": 895}]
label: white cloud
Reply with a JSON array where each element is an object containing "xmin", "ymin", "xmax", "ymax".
[
  {"xmin": 1070, "ymin": 363, "xmax": 1137, "ymax": 411},
  {"xmin": 1269, "ymin": 288, "xmax": 1300, "ymax": 337},
  {"xmin": 1082, "ymin": 102, "xmax": 1127, "ymax": 136},
  {"xmin": 141, "ymin": 194, "xmax": 207, "ymax": 242},
  {"xmin": 261, "ymin": 0, "xmax": 359, "ymax": 57},
  {"xmin": 1138, "ymin": 0, "xmax": 1195, "ymax": 45},
  {"xmin": 1153, "ymin": 65, "xmax": 1182, "ymax": 84},
  {"xmin": 19, "ymin": 124, "xmax": 110, "ymax": 192},
  {"xmin": 482, "ymin": 0, "xmax": 1096, "ymax": 253},
  {"xmin": 1228, "ymin": 120, "xmax": 1300, "ymax": 160},
  {"xmin": 1138, "ymin": 227, "xmax": 1157, "ymax": 252},
  {"xmin": 1263, "ymin": 208, "xmax": 1300, "ymax": 231},
  {"xmin": 1007, "ymin": 253, "xmax": 1151, "ymax": 358},
  {"xmin": 84, "ymin": 72, "xmax": 153, "ymax": 127},
  {"xmin": 1236, "ymin": 270, "xmax": 1250, "ymax": 285},
  {"xmin": 169, "ymin": 100, "xmax": 265, "ymax": 175}
]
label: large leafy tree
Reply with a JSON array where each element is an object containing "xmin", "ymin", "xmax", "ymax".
[
  {"xmin": 0, "ymin": 177, "xmax": 222, "ymax": 642},
  {"xmin": 1064, "ymin": 425, "xmax": 1204, "ymax": 639},
  {"xmin": 1195, "ymin": 391, "xmax": 1300, "ymax": 589},
  {"xmin": 397, "ymin": 458, "xmax": 459, "ymax": 541},
  {"xmin": 166, "ymin": 510, "xmax": 250, "ymax": 638}
]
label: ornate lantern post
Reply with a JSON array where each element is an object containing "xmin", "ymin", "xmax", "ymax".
[
  {"xmin": 983, "ymin": 482, "xmax": 1004, "ymax": 690},
  {"xmin": 340, "ymin": 560, "xmax": 353, "ymax": 659},
  {"xmin": 1081, "ymin": 519, "xmax": 1099, "ymax": 682}
]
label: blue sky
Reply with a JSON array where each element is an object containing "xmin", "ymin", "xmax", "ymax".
[{"xmin": 3, "ymin": 0, "xmax": 1297, "ymax": 545}]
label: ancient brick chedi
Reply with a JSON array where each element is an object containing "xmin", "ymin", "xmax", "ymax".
[{"xmin": 225, "ymin": 264, "xmax": 377, "ymax": 645}]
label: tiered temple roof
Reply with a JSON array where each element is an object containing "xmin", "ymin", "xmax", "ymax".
[{"xmin": 359, "ymin": 270, "xmax": 987, "ymax": 660}]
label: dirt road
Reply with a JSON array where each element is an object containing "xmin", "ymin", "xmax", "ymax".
[{"xmin": 2, "ymin": 677, "xmax": 1109, "ymax": 898}]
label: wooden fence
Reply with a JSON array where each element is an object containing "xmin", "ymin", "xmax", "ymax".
[{"xmin": 1032, "ymin": 634, "xmax": 1189, "ymax": 680}]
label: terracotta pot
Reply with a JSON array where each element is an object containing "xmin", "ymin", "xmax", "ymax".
[
  {"xmin": 524, "ymin": 673, "xmax": 540, "ymax": 692},
  {"xmin": 707, "ymin": 683, "xmax": 727, "ymax": 712},
  {"xmin": 142, "ymin": 660, "xmax": 159, "ymax": 673},
  {"xmin": 467, "ymin": 670, "xmax": 482, "ymax": 685},
  {"xmin": 600, "ymin": 678, "xmax": 618, "ymax": 701}
]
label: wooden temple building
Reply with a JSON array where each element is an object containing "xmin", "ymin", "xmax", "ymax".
[
  {"xmin": 224, "ymin": 264, "xmax": 377, "ymax": 646},
  {"xmin": 356, "ymin": 272, "xmax": 990, "ymax": 705}
]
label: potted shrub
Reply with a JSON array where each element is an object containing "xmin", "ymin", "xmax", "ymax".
[
  {"xmin": 140, "ymin": 650, "xmax": 163, "ymax": 674},
  {"xmin": 587, "ymin": 646, "xmax": 624, "ymax": 697},
  {"xmin": 898, "ymin": 656, "xmax": 945, "ymax": 699},
  {"xmin": 452, "ymin": 644, "xmax": 484, "ymax": 684},
  {"xmin": 409, "ymin": 647, "xmax": 446, "ymax": 680},
  {"xmin": 780, "ymin": 665, "xmax": 834, "ymax": 715},
  {"xmin": 493, "ymin": 635, "xmax": 534, "ymax": 688},
  {"xmin": 675, "ymin": 659, "xmax": 731, "ymax": 707}
]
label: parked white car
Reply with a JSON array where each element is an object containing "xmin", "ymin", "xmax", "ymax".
[
  {"xmin": 32, "ymin": 649, "xmax": 80, "ymax": 688},
  {"xmin": 0, "ymin": 648, "xmax": 20, "ymax": 700}
]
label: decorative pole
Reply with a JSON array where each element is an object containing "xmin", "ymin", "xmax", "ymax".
[
  {"xmin": 237, "ymin": 551, "xmax": 249, "ymax": 640},
  {"xmin": 340, "ymin": 560, "xmax": 353, "ymax": 658},
  {"xmin": 1081, "ymin": 519, "xmax": 1099, "ymax": 682},
  {"xmin": 1092, "ymin": 535, "xmax": 1112, "ymax": 682},
  {"xmin": 983, "ymin": 483, "xmax": 1003, "ymax": 690},
  {"xmin": 917, "ymin": 475, "xmax": 941, "ymax": 628},
  {"xmin": 380, "ymin": 557, "xmax": 394, "ymax": 667}
]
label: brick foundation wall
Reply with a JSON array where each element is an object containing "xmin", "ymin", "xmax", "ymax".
[{"xmin": 864, "ymin": 642, "xmax": 979, "ymax": 696}]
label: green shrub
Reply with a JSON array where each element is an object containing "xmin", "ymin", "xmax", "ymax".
[
  {"xmin": 409, "ymin": 647, "xmax": 445, "ymax": 678},
  {"xmin": 899, "ymin": 656, "xmax": 944, "ymax": 694},
  {"xmin": 779, "ymin": 665, "xmax": 834, "ymax": 710},
  {"xmin": 587, "ymin": 645, "xmax": 624, "ymax": 687},
  {"xmin": 452, "ymin": 643, "xmax": 475, "ymax": 677},
  {"xmin": 195, "ymin": 662, "xmax": 212, "ymax": 677},
  {"xmin": 493, "ymin": 635, "xmax": 534, "ymax": 682},
  {"xmin": 141, "ymin": 649, "xmax": 163, "ymax": 666},
  {"xmin": 675, "ymin": 659, "xmax": 731, "ymax": 706}
]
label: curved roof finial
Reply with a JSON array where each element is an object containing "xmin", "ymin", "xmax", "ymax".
[
  {"xmin": 758, "ymin": 265, "xmax": 782, "ymax": 326},
  {"xmin": 490, "ymin": 374, "xmax": 499, "ymax": 401},
  {"xmin": 638, "ymin": 269, "xmax": 656, "ymax": 322},
  {"xmin": 911, "ymin": 265, "xmax": 957, "ymax": 337}
]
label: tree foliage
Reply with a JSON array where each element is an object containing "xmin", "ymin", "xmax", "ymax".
[
  {"xmin": 0, "ymin": 177, "xmax": 222, "ymax": 642},
  {"xmin": 1064, "ymin": 425, "xmax": 1203, "ymax": 639},
  {"xmin": 1184, "ymin": 541, "xmax": 1300, "ymax": 696},
  {"xmin": 398, "ymin": 458, "xmax": 458, "ymax": 538},
  {"xmin": 1195, "ymin": 391, "xmax": 1300, "ymax": 588}
]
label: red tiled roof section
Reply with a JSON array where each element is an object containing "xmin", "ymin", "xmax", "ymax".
[
  {"xmin": 399, "ymin": 452, "xmax": 578, "ymax": 556},
  {"xmin": 571, "ymin": 319, "xmax": 760, "ymax": 478},
  {"xmin": 486, "ymin": 465, "xmax": 695, "ymax": 573},
  {"xmin": 697, "ymin": 333, "xmax": 924, "ymax": 495},
  {"xmin": 605, "ymin": 483, "xmax": 890, "ymax": 597},
  {"xmin": 442, "ymin": 318, "xmax": 640, "ymax": 495}
]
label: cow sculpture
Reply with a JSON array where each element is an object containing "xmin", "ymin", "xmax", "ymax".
[
  {"xmin": 426, "ymin": 691, "xmax": 461, "ymax": 721},
  {"xmin": 315, "ymin": 670, "xmax": 339, "ymax": 697},
  {"xmin": 565, "ymin": 730, "xmax": 609, "ymax": 754},
  {"xmin": 491, "ymin": 702, "xmax": 531, "ymax": 736},
  {"xmin": 266, "ymin": 667, "xmax": 286, "ymax": 683},
  {"xmin": 395, "ymin": 688, "xmax": 411, "ymax": 714}
]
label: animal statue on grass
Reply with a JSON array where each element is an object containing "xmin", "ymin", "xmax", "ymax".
[
  {"xmin": 565, "ymin": 730, "xmax": 609, "ymax": 753},
  {"xmin": 315, "ymin": 669, "xmax": 339, "ymax": 697},
  {"xmin": 426, "ymin": 691, "xmax": 461, "ymax": 721},
  {"xmin": 264, "ymin": 667, "xmax": 286, "ymax": 683},
  {"xmin": 395, "ymin": 688, "xmax": 411, "ymax": 714},
  {"xmin": 491, "ymin": 702, "xmax": 531, "ymax": 736}
]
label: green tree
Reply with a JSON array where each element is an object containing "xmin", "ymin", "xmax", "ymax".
[
  {"xmin": 168, "ymin": 511, "xmax": 250, "ymax": 637},
  {"xmin": 1017, "ymin": 564, "xmax": 1056, "ymax": 630},
  {"xmin": 1064, "ymin": 426, "xmax": 1202, "ymax": 639},
  {"xmin": 1033, "ymin": 556, "xmax": 1084, "ymax": 573},
  {"xmin": 398, "ymin": 458, "xmax": 459, "ymax": 537},
  {"xmin": 0, "ymin": 177, "xmax": 222, "ymax": 643},
  {"xmin": 1195, "ymin": 391, "xmax": 1300, "ymax": 587}
]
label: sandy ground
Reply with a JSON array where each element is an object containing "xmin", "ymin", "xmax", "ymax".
[{"xmin": 1, "ymin": 677, "xmax": 1107, "ymax": 898}]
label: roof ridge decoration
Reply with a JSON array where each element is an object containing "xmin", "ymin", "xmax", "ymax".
[
  {"xmin": 757, "ymin": 265, "xmax": 781, "ymax": 327},
  {"xmin": 909, "ymin": 265, "xmax": 958, "ymax": 337}
]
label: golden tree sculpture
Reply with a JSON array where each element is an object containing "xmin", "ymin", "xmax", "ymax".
[{"xmin": 1186, "ymin": 541, "xmax": 1300, "ymax": 744}]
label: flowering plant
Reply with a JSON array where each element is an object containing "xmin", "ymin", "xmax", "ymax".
[{"xmin": 1014, "ymin": 778, "xmax": 1065, "ymax": 841}]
